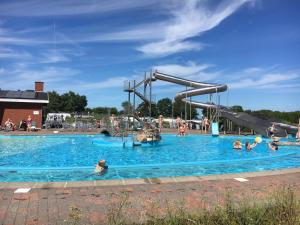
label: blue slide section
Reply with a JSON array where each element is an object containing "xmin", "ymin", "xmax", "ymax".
[{"xmin": 211, "ymin": 122, "xmax": 219, "ymax": 136}]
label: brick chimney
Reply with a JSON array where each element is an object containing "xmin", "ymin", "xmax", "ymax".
[{"xmin": 35, "ymin": 81, "xmax": 44, "ymax": 92}]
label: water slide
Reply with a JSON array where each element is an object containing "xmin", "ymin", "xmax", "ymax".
[{"xmin": 152, "ymin": 71, "xmax": 288, "ymax": 137}]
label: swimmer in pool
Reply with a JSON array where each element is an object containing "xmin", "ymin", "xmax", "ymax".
[
  {"xmin": 94, "ymin": 160, "xmax": 108, "ymax": 174},
  {"xmin": 268, "ymin": 137, "xmax": 280, "ymax": 151},
  {"xmin": 268, "ymin": 141, "xmax": 279, "ymax": 151},
  {"xmin": 233, "ymin": 140, "xmax": 243, "ymax": 150}
]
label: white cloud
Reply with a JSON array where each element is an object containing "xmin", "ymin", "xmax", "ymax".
[
  {"xmin": 154, "ymin": 62, "xmax": 211, "ymax": 77},
  {"xmin": 77, "ymin": 77, "xmax": 129, "ymax": 89},
  {"xmin": 0, "ymin": 47, "xmax": 32, "ymax": 59},
  {"xmin": 80, "ymin": 23, "xmax": 165, "ymax": 43},
  {"xmin": 0, "ymin": 0, "xmax": 160, "ymax": 17},
  {"xmin": 243, "ymin": 67, "xmax": 263, "ymax": 74},
  {"xmin": 228, "ymin": 72, "xmax": 299, "ymax": 89},
  {"xmin": 154, "ymin": 61, "xmax": 222, "ymax": 83},
  {"xmin": 40, "ymin": 49, "xmax": 71, "ymax": 64},
  {"xmin": 0, "ymin": 65, "xmax": 80, "ymax": 91},
  {"xmin": 138, "ymin": 41, "xmax": 202, "ymax": 57},
  {"xmin": 138, "ymin": 0, "xmax": 254, "ymax": 56},
  {"xmin": 0, "ymin": 36, "xmax": 40, "ymax": 45},
  {"xmin": 0, "ymin": 0, "xmax": 254, "ymax": 60}
]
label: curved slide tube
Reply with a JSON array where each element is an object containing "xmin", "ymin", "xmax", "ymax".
[
  {"xmin": 152, "ymin": 71, "xmax": 287, "ymax": 137},
  {"xmin": 153, "ymin": 71, "xmax": 227, "ymax": 108}
]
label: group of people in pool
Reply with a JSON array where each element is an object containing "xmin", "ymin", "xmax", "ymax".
[
  {"xmin": 95, "ymin": 119, "xmax": 300, "ymax": 175},
  {"xmin": 233, "ymin": 136, "xmax": 280, "ymax": 151},
  {"xmin": 233, "ymin": 139, "xmax": 259, "ymax": 151}
]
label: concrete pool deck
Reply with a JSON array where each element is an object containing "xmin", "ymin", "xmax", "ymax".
[
  {"xmin": 0, "ymin": 168, "xmax": 300, "ymax": 224},
  {"xmin": 0, "ymin": 128, "xmax": 251, "ymax": 136}
]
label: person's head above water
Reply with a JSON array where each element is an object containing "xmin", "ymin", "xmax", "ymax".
[
  {"xmin": 272, "ymin": 136, "xmax": 280, "ymax": 142},
  {"xmin": 98, "ymin": 160, "xmax": 106, "ymax": 167}
]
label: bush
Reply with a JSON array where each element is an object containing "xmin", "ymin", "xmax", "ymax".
[
  {"xmin": 65, "ymin": 186, "xmax": 300, "ymax": 225},
  {"xmin": 108, "ymin": 187, "xmax": 300, "ymax": 225}
]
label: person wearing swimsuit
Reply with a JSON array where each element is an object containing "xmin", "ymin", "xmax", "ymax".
[{"xmin": 27, "ymin": 115, "xmax": 32, "ymax": 132}]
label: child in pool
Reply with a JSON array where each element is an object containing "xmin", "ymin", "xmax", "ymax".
[
  {"xmin": 268, "ymin": 141, "xmax": 279, "ymax": 151},
  {"xmin": 268, "ymin": 137, "xmax": 280, "ymax": 151},
  {"xmin": 233, "ymin": 140, "xmax": 242, "ymax": 150},
  {"xmin": 95, "ymin": 160, "xmax": 108, "ymax": 174}
]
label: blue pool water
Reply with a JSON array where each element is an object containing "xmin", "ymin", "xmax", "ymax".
[{"xmin": 0, "ymin": 134, "xmax": 299, "ymax": 182}]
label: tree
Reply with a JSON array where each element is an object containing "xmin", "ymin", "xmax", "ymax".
[
  {"xmin": 173, "ymin": 98, "xmax": 198, "ymax": 119},
  {"xmin": 110, "ymin": 107, "xmax": 118, "ymax": 115},
  {"xmin": 42, "ymin": 91, "xmax": 63, "ymax": 121},
  {"xmin": 43, "ymin": 91, "xmax": 88, "ymax": 121},
  {"xmin": 43, "ymin": 91, "xmax": 63, "ymax": 114},
  {"xmin": 136, "ymin": 102, "xmax": 158, "ymax": 117},
  {"xmin": 121, "ymin": 101, "xmax": 133, "ymax": 115},
  {"xmin": 60, "ymin": 91, "xmax": 87, "ymax": 113},
  {"xmin": 157, "ymin": 98, "xmax": 172, "ymax": 117},
  {"xmin": 230, "ymin": 105, "xmax": 244, "ymax": 112}
]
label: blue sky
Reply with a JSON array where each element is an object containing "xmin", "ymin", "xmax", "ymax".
[{"xmin": 0, "ymin": 0, "xmax": 299, "ymax": 111}]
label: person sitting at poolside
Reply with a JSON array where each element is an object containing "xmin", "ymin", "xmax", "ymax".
[
  {"xmin": 5, "ymin": 118, "xmax": 12, "ymax": 128},
  {"xmin": 4, "ymin": 118, "xmax": 15, "ymax": 131},
  {"xmin": 94, "ymin": 160, "xmax": 108, "ymax": 174},
  {"xmin": 233, "ymin": 140, "xmax": 243, "ymax": 150}
]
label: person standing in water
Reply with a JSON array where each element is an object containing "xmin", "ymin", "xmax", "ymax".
[
  {"xmin": 203, "ymin": 117, "xmax": 210, "ymax": 133},
  {"xmin": 176, "ymin": 116, "xmax": 181, "ymax": 129},
  {"xmin": 296, "ymin": 118, "xmax": 300, "ymax": 141},
  {"xmin": 158, "ymin": 115, "xmax": 164, "ymax": 131}
]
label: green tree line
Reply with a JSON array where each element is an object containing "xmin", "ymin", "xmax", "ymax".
[
  {"xmin": 126, "ymin": 97, "xmax": 199, "ymax": 119},
  {"xmin": 231, "ymin": 105, "xmax": 300, "ymax": 125}
]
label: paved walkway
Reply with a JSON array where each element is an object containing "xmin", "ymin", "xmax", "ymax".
[
  {"xmin": 1, "ymin": 170, "xmax": 300, "ymax": 225},
  {"xmin": 0, "ymin": 128, "xmax": 247, "ymax": 136}
]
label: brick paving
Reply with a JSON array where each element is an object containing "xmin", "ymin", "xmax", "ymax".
[{"xmin": 0, "ymin": 171, "xmax": 300, "ymax": 225}]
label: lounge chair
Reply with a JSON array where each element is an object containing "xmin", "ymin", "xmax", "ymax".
[
  {"xmin": 30, "ymin": 121, "xmax": 40, "ymax": 131},
  {"xmin": 18, "ymin": 120, "xmax": 27, "ymax": 131},
  {"xmin": 4, "ymin": 126, "xmax": 13, "ymax": 132}
]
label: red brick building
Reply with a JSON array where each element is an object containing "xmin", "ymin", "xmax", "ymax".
[{"xmin": 0, "ymin": 82, "xmax": 49, "ymax": 129}]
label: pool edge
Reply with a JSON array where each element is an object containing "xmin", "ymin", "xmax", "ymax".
[{"xmin": 1, "ymin": 167, "xmax": 300, "ymax": 189}]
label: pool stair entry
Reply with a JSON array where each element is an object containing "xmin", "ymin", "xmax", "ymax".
[{"xmin": 212, "ymin": 122, "xmax": 219, "ymax": 136}]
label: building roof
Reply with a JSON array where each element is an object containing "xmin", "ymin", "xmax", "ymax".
[{"xmin": 0, "ymin": 90, "xmax": 49, "ymax": 104}]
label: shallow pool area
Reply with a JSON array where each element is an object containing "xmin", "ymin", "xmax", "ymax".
[{"xmin": 0, "ymin": 134, "xmax": 299, "ymax": 182}]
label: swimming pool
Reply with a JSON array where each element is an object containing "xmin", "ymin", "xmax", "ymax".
[{"xmin": 0, "ymin": 134, "xmax": 299, "ymax": 182}]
